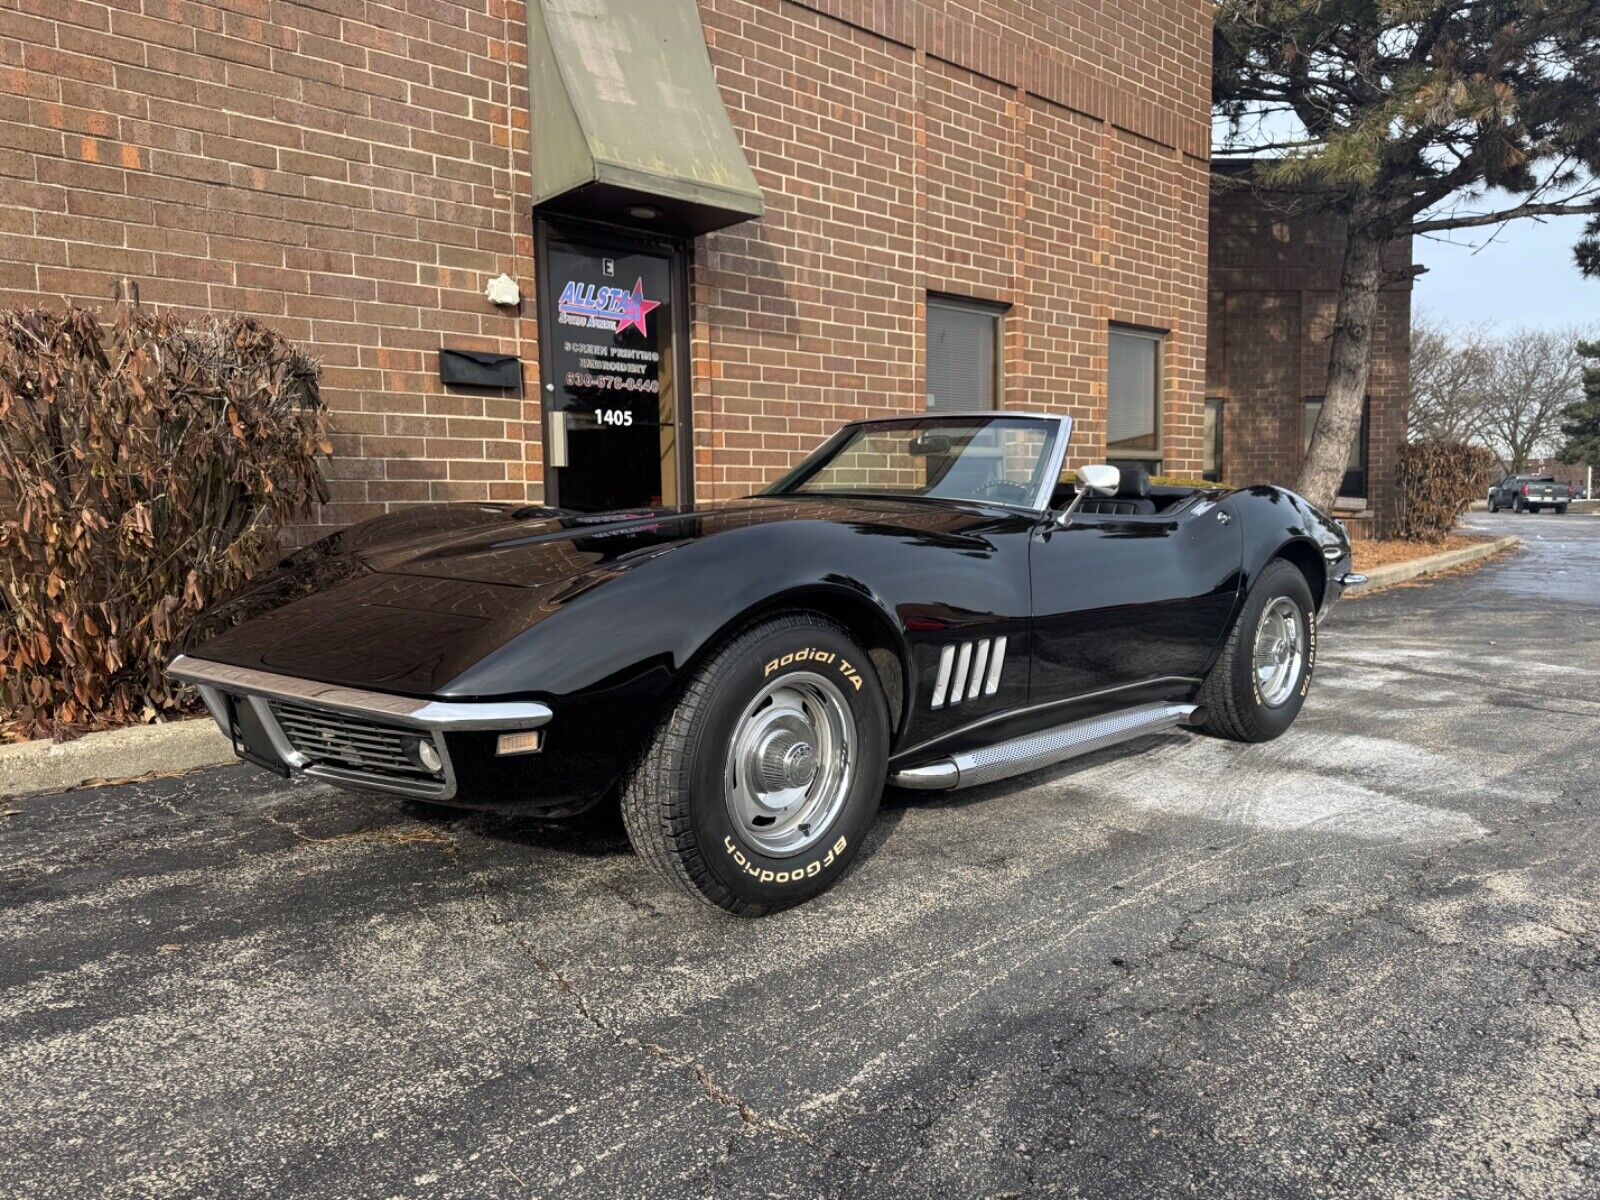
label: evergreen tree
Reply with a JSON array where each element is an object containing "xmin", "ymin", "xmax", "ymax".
[
  {"xmin": 1216, "ymin": 1, "xmax": 1600, "ymax": 509},
  {"xmin": 1557, "ymin": 340, "xmax": 1600, "ymax": 469}
]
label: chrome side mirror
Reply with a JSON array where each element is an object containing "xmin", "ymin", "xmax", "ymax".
[{"xmin": 1056, "ymin": 464, "xmax": 1121, "ymax": 526}]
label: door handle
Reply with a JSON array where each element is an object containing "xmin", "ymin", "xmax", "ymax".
[{"xmin": 547, "ymin": 409, "xmax": 569, "ymax": 469}]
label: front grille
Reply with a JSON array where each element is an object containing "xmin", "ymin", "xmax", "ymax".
[{"xmin": 268, "ymin": 700, "xmax": 441, "ymax": 788}]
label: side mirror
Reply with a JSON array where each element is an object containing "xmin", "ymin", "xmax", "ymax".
[
  {"xmin": 1056, "ymin": 464, "xmax": 1121, "ymax": 526},
  {"xmin": 1076, "ymin": 464, "xmax": 1120, "ymax": 496}
]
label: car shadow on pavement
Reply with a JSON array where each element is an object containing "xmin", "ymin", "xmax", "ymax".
[
  {"xmin": 399, "ymin": 796, "xmax": 635, "ymax": 860},
  {"xmin": 389, "ymin": 730, "xmax": 1192, "ymax": 869}
]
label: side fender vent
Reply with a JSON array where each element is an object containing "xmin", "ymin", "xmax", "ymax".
[{"xmin": 931, "ymin": 636, "xmax": 1007, "ymax": 709}]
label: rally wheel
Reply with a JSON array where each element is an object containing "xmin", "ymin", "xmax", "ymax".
[
  {"xmin": 1197, "ymin": 558, "xmax": 1317, "ymax": 743},
  {"xmin": 620, "ymin": 613, "xmax": 888, "ymax": 916}
]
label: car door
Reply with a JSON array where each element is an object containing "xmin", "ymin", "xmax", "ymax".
[{"xmin": 1028, "ymin": 496, "xmax": 1244, "ymax": 705}]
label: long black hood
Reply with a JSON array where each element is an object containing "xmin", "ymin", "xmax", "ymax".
[{"xmin": 182, "ymin": 496, "xmax": 1014, "ymax": 696}]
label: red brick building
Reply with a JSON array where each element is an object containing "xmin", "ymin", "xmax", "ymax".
[
  {"xmin": 0, "ymin": 0, "xmax": 1212, "ymax": 529},
  {"xmin": 1207, "ymin": 174, "xmax": 1413, "ymax": 531}
]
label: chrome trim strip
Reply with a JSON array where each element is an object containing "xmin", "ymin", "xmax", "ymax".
[
  {"xmin": 195, "ymin": 684, "xmax": 231, "ymax": 732},
  {"xmin": 930, "ymin": 644, "xmax": 955, "ymax": 709},
  {"xmin": 1027, "ymin": 414, "xmax": 1074, "ymax": 513},
  {"xmin": 169, "ymin": 655, "xmax": 552, "ymax": 731},
  {"xmin": 950, "ymin": 643, "xmax": 973, "ymax": 704},
  {"xmin": 1338, "ymin": 572, "xmax": 1368, "ymax": 586},
  {"xmin": 891, "ymin": 674, "xmax": 1202, "ymax": 764},
  {"xmin": 890, "ymin": 702, "xmax": 1196, "ymax": 791},
  {"xmin": 967, "ymin": 640, "xmax": 990, "ymax": 702},
  {"xmin": 984, "ymin": 636, "xmax": 1007, "ymax": 695},
  {"xmin": 246, "ymin": 696, "xmax": 310, "ymax": 769}
]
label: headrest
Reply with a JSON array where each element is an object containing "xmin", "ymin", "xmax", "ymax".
[{"xmin": 1116, "ymin": 465, "xmax": 1150, "ymax": 499}]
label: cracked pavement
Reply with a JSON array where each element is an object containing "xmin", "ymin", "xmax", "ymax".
[{"xmin": 2, "ymin": 510, "xmax": 1598, "ymax": 1198}]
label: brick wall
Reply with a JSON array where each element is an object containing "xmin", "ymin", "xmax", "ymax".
[
  {"xmin": 1207, "ymin": 179, "xmax": 1412, "ymax": 529},
  {"xmin": 0, "ymin": 0, "xmax": 1212, "ymax": 531},
  {"xmin": 695, "ymin": 0, "xmax": 1213, "ymax": 498}
]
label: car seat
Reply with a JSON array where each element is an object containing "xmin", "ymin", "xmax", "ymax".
[{"xmin": 1076, "ymin": 465, "xmax": 1156, "ymax": 515}]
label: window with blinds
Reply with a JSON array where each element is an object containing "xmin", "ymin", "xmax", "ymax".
[
  {"xmin": 1107, "ymin": 327, "xmax": 1162, "ymax": 459},
  {"xmin": 927, "ymin": 296, "xmax": 1003, "ymax": 411}
]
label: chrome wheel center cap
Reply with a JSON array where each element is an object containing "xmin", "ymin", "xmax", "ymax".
[
  {"xmin": 781, "ymin": 741, "xmax": 817, "ymax": 789},
  {"xmin": 757, "ymin": 732, "xmax": 817, "ymax": 796}
]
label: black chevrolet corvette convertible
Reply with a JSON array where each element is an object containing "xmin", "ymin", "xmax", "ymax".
[{"xmin": 171, "ymin": 413, "xmax": 1363, "ymax": 915}]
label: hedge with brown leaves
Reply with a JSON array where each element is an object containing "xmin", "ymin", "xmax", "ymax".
[
  {"xmin": 0, "ymin": 304, "xmax": 329, "ymax": 739},
  {"xmin": 1393, "ymin": 439, "xmax": 1497, "ymax": 543}
]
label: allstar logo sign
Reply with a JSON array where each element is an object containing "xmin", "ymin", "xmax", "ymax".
[{"xmin": 557, "ymin": 276, "xmax": 661, "ymax": 337}]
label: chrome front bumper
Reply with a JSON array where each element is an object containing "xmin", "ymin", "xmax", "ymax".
[{"xmin": 168, "ymin": 655, "xmax": 552, "ymax": 800}]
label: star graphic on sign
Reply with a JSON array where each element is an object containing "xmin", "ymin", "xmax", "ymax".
[{"xmin": 614, "ymin": 277, "xmax": 661, "ymax": 337}]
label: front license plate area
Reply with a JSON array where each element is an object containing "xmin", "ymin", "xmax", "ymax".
[{"xmin": 228, "ymin": 695, "xmax": 291, "ymax": 777}]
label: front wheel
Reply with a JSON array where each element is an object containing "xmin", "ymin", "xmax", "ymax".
[
  {"xmin": 1556, "ymin": 505, "xmax": 1568, "ymax": 515},
  {"xmin": 621, "ymin": 613, "xmax": 888, "ymax": 916},
  {"xmin": 1197, "ymin": 558, "xmax": 1316, "ymax": 743}
]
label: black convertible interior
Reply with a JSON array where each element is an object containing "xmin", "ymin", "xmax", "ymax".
[{"xmin": 1048, "ymin": 466, "xmax": 1208, "ymax": 516}]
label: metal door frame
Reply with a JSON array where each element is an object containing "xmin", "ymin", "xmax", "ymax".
[{"xmin": 533, "ymin": 215, "xmax": 695, "ymax": 511}]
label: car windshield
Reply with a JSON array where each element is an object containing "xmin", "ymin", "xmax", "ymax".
[{"xmin": 766, "ymin": 416, "xmax": 1061, "ymax": 509}]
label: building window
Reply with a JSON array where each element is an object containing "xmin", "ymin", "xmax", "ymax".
[
  {"xmin": 927, "ymin": 295, "xmax": 1003, "ymax": 411},
  {"xmin": 1108, "ymin": 326, "xmax": 1163, "ymax": 474},
  {"xmin": 1203, "ymin": 397, "xmax": 1224, "ymax": 482},
  {"xmin": 1303, "ymin": 396, "xmax": 1368, "ymax": 500}
]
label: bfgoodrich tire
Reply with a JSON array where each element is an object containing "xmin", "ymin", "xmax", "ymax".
[
  {"xmin": 1197, "ymin": 558, "xmax": 1316, "ymax": 743},
  {"xmin": 620, "ymin": 613, "xmax": 889, "ymax": 916}
]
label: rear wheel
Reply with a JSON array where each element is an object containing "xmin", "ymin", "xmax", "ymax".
[
  {"xmin": 620, "ymin": 613, "xmax": 888, "ymax": 916},
  {"xmin": 1198, "ymin": 558, "xmax": 1316, "ymax": 743},
  {"xmin": 1556, "ymin": 505, "xmax": 1568, "ymax": 515}
]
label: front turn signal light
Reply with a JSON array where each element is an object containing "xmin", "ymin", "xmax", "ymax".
[{"xmin": 496, "ymin": 730, "xmax": 544, "ymax": 756}]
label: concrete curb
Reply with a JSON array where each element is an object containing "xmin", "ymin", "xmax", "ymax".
[
  {"xmin": 1345, "ymin": 534, "xmax": 1519, "ymax": 595},
  {"xmin": 2, "ymin": 718, "xmax": 234, "ymax": 799}
]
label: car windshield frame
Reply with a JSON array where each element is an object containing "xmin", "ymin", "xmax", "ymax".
[{"xmin": 763, "ymin": 413, "xmax": 1072, "ymax": 513}]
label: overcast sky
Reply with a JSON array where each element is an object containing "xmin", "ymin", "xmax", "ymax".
[{"xmin": 1412, "ymin": 212, "xmax": 1598, "ymax": 329}]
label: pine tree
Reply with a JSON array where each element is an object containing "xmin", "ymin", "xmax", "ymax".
[
  {"xmin": 1557, "ymin": 341, "xmax": 1600, "ymax": 470},
  {"xmin": 1216, "ymin": 1, "xmax": 1600, "ymax": 510}
]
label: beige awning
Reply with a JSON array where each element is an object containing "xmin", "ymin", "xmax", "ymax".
[{"xmin": 527, "ymin": 0, "xmax": 764, "ymax": 235}]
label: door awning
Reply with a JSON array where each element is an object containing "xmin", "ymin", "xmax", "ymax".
[{"xmin": 527, "ymin": 0, "xmax": 765, "ymax": 236}]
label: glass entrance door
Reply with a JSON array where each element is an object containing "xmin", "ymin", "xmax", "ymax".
[{"xmin": 538, "ymin": 223, "xmax": 689, "ymax": 511}]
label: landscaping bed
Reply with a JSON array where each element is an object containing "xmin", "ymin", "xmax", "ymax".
[{"xmin": 1351, "ymin": 534, "xmax": 1493, "ymax": 573}]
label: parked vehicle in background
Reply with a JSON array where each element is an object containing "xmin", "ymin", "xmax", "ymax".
[{"xmin": 1488, "ymin": 475, "xmax": 1571, "ymax": 514}]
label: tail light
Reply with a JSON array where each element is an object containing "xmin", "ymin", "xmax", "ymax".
[{"xmin": 1522, "ymin": 483, "xmax": 1530, "ymax": 496}]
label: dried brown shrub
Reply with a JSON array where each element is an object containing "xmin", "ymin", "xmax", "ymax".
[
  {"xmin": 0, "ymin": 303, "xmax": 329, "ymax": 738},
  {"xmin": 1393, "ymin": 439, "xmax": 1497, "ymax": 543}
]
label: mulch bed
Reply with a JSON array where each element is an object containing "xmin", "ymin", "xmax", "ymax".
[{"xmin": 1351, "ymin": 534, "xmax": 1492, "ymax": 573}]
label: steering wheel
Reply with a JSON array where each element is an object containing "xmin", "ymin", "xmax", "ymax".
[{"xmin": 972, "ymin": 478, "xmax": 1031, "ymax": 504}]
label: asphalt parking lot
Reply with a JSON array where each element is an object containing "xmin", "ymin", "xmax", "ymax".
[{"xmin": 3, "ymin": 511, "xmax": 1598, "ymax": 1199}]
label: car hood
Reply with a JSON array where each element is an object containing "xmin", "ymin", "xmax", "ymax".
[
  {"xmin": 354, "ymin": 495, "xmax": 979, "ymax": 587},
  {"xmin": 183, "ymin": 495, "xmax": 1001, "ymax": 694}
]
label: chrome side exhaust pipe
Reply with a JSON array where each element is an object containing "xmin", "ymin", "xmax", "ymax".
[{"xmin": 889, "ymin": 702, "xmax": 1197, "ymax": 791}]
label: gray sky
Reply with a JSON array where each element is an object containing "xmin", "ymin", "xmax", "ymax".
[{"xmin": 1413, "ymin": 213, "xmax": 1598, "ymax": 328}]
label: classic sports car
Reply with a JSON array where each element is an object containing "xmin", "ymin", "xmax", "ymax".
[{"xmin": 171, "ymin": 413, "xmax": 1364, "ymax": 915}]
